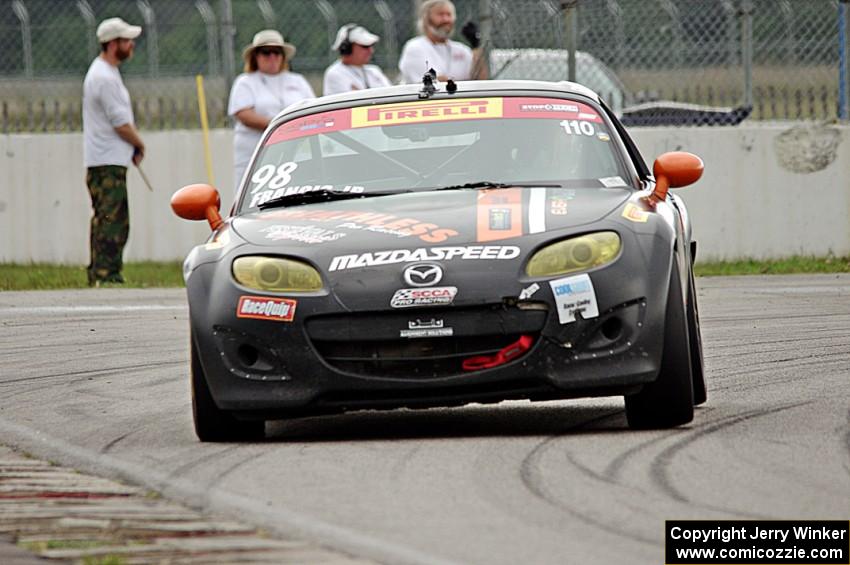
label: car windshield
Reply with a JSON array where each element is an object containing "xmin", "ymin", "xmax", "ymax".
[{"xmin": 238, "ymin": 96, "xmax": 632, "ymax": 213}]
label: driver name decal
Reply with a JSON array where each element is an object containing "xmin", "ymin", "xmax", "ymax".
[{"xmin": 329, "ymin": 245, "xmax": 520, "ymax": 271}]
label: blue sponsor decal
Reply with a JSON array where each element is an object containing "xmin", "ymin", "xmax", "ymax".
[{"xmin": 553, "ymin": 280, "xmax": 590, "ymax": 296}]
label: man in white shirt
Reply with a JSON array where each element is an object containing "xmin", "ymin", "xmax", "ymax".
[
  {"xmin": 82, "ymin": 17, "xmax": 145, "ymax": 286},
  {"xmin": 398, "ymin": 0, "xmax": 473, "ymax": 84},
  {"xmin": 323, "ymin": 24, "xmax": 392, "ymax": 96}
]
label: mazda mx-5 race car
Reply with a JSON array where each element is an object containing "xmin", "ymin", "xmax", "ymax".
[{"xmin": 172, "ymin": 77, "xmax": 706, "ymax": 442}]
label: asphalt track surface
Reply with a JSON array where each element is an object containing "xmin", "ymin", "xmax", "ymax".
[{"xmin": 0, "ymin": 274, "xmax": 848, "ymax": 565}]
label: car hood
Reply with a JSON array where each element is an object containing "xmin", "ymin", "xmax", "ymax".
[{"xmin": 230, "ymin": 186, "xmax": 632, "ymax": 253}]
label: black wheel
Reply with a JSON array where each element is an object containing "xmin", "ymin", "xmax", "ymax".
[
  {"xmin": 191, "ymin": 334, "xmax": 265, "ymax": 442},
  {"xmin": 687, "ymin": 268, "xmax": 707, "ymax": 406},
  {"xmin": 625, "ymin": 264, "xmax": 695, "ymax": 429}
]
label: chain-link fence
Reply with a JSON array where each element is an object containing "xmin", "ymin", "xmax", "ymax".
[{"xmin": 0, "ymin": 0, "xmax": 846, "ymax": 132}]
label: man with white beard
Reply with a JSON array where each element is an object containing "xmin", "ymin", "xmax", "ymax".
[{"xmin": 398, "ymin": 0, "xmax": 473, "ymax": 83}]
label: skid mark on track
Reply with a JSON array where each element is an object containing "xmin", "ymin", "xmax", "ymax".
[
  {"xmin": 168, "ymin": 446, "xmax": 245, "ymax": 478},
  {"xmin": 704, "ymin": 339, "xmax": 850, "ymax": 361},
  {"xmin": 711, "ymin": 355, "xmax": 849, "ymax": 381},
  {"xmin": 0, "ymin": 360, "xmax": 183, "ymax": 387},
  {"xmin": 517, "ymin": 410, "xmax": 661, "ymax": 546},
  {"xmin": 519, "ymin": 404, "xmax": 809, "ymax": 545},
  {"xmin": 700, "ymin": 311, "xmax": 850, "ymax": 324},
  {"xmin": 649, "ymin": 401, "xmax": 813, "ymax": 509},
  {"xmin": 101, "ymin": 430, "xmax": 136, "ymax": 454},
  {"xmin": 207, "ymin": 447, "xmax": 274, "ymax": 490}
]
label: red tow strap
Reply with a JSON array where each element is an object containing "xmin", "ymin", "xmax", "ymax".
[{"xmin": 462, "ymin": 335, "xmax": 534, "ymax": 371}]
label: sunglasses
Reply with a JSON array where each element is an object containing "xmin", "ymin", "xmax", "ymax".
[{"xmin": 256, "ymin": 47, "xmax": 284, "ymax": 57}]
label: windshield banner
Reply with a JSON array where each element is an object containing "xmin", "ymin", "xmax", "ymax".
[{"xmin": 265, "ymin": 97, "xmax": 602, "ymax": 146}]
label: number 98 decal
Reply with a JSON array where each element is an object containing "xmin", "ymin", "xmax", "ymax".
[
  {"xmin": 251, "ymin": 162, "xmax": 298, "ymax": 193},
  {"xmin": 560, "ymin": 119, "xmax": 595, "ymax": 136}
]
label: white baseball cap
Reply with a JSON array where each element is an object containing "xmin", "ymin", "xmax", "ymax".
[
  {"xmin": 96, "ymin": 17, "xmax": 142, "ymax": 43},
  {"xmin": 332, "ymin": 24, "xmax": 380, "ymax": 50}
]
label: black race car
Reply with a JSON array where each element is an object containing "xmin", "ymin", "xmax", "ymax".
[{"xmin": 172, "ymin": 77, "xmax": 706, "ymax": 442}]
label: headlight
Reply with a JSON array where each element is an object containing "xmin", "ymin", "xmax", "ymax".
[
  {"xmin": 232, "ymin": 256, "xmax": 323, "ymax": 292},
  {"xmin": 525, "ymin": 231, "xmax": 621, "ymax": 277}
]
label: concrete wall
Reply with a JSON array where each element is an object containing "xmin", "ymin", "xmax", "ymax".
[
  {"xmin": 1, "ymin": 123, "xmax": 847, "ymax": 264},
  {"xmin": 0, "ymin": 130, "xmax": 236, "ymax": 265}
]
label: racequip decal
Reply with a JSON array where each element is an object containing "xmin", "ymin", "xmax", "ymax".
[
  {"xmin": 477, "ymin": 189, "xmax": 522, "ymax": 242},
  {"xmin": 597, "ymin": 132, "xmax": 610, "ymax": 142},
  {"xmin": 351, "ymin": 98, "xmax": 502, "ymax": 127},
  {"xmin": 529, "ymin": 188, "xmax": 547, "ymax": 233},
  {"xmin": 261, "ymin": 225, "xmax": 346, "ymax": 244},
  {"xmin": 329, "ymin": 245, "xmax": 520, "ymax": 271},
  {"xmin": 549, "ymin": 274, "xmax": 599, "ymax": 324},
  {"xmin": 236, "ymin": 296, "xmax": 297, "ymax": 322},
  {"xmin": 622, "ymin": 202, "xmax": 650, "ymax": 222},
  {"xmin": 391, "ymin": 286, "xmax": 457, "ymax": 308},
  {"xmin": 400, "ymin": 319, "xmax": 453, "ymax": 338},
  {"xmin": 261, "ymin": 209, "xmax": 458, "ymax": 243}
]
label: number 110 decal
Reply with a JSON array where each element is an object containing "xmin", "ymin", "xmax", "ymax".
[{"xmin": 560, "ymin": 119, "xmax": 595, "ymax": 136}]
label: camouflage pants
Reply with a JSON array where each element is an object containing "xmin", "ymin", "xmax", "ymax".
[{"xmin": 86, "ymin": 165, "xmax": 129, "ymax": 284}]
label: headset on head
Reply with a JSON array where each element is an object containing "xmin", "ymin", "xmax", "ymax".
[{"xmin": 338, "ymin": 24, "xmax": 358, "ymax": 55}]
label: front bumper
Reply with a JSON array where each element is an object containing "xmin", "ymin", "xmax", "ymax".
[{"xmin": 188, "ymin": 250, "xmax": 672, "ymax": 418}]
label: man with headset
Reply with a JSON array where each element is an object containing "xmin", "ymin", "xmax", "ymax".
[{"xmin": 323, "ymin": 24, "xmax": 392, "ymax": 96}]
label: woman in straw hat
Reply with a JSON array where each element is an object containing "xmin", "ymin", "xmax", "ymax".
[{"xmin": 227, "ymin": 30, "xmax": 315, "ymax": 194}]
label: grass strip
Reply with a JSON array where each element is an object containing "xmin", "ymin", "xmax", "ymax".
[
  {"xmin": 0, "ymin": 262, "xmax": 183, "ymax": 290},
  {"xmin": 695, "ymin": 255, "xmax": 850, "ymax": 276}
]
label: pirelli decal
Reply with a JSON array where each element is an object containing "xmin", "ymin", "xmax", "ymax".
[{"xmin": 351, "ymin": 98, "xmax": 503, "ymax": 127}]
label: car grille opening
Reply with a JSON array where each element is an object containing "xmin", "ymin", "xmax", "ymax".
[{"xmin": 306, "ymin": 305, "xmax": 547, "ymax": 379}]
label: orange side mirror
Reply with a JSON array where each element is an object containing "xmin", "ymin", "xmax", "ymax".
[
  {"xmin": 171, "ymin": 183, "xmax": 223, "ymax": 231},
  {"xmin": 651, "ymin": 152, "xmax": 704, "ymax": 202}
]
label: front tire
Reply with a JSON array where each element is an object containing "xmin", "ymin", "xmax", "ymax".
[
  {"xmin": 191, "ymin": 334, "xmax": 265, "ymax": 442},
  {"xmin": 687, "ymin": 268, "xmax": 707, "ymax": 406},
  {"xmin": 625, "ymin": 264, "xmax": 695, "ymax": 429}
]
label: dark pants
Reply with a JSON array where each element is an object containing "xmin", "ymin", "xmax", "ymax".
[{"xmin": 86, "ymin": 165, "xmax": 129, "ymax": 284}]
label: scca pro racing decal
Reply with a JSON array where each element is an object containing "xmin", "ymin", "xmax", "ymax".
[
  {"xmin": 237, "ymin": 296, "xmax": 297, "ymax": 322},
  {"xmin": 329, "ymin": 245, "xmax": 520, "ymax": 271},
  {"xmin": 391, "ymin": 286, "xmax": 458, "ymax": 308}
]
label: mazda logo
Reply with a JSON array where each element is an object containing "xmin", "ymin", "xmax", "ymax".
[{"xmin": 403, "ymin": 263, "xmax": 443, "ymax": 287}]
